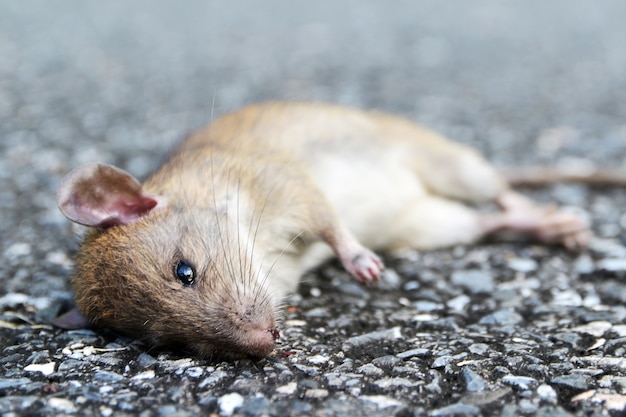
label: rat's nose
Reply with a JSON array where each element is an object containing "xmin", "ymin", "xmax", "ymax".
[{"xmin": 242, "ymin": 325, "xmax": 280, "ymax": 358}]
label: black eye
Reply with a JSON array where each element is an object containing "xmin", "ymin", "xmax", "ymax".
[{"xmin": 174, "ymin": 260, "xmax": 196, "ymax": 286}]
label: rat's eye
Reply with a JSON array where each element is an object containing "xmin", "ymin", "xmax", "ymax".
[{"xmin": 174, "ymin": 260, "xmax": 196, "ymax": 286}]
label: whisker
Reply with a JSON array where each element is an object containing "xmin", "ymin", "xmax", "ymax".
[
  {"xmin": 210, "ymin": 149, "xmax": 240, "ymax": 298},
  {"xmin": 254, "ymin": 230, "xmax": 305, "ymax": 305}
]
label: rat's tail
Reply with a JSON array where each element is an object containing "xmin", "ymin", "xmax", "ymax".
[{"xmin": 501, "ymin": 166, "xmax": 626, "ymax": 187}]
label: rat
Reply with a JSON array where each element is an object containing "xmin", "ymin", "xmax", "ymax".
[{"xmin": 55, "ymin": 101, "xmax": 594, "ymax": 359}]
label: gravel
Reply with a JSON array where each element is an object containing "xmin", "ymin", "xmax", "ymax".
[{"xmin": 2, "ymin": 0, "xmax": 626, "ymax": 416}]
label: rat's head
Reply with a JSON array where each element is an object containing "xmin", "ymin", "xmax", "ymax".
[{"xmin": 56, "ymin": 163, "xmax": 279, "ymax": 359}]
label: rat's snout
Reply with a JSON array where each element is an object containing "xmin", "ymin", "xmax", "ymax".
[
  {"xmin": 243, "ymin": 324, "xmax": 280, "ymax": 359},
  {"xmin": 236, "ymin": 305, "xmax": 279, "ymax": 358},
  {"xmin": 207, "ymin": 293, "xmax": 279, "ymax": 359}
]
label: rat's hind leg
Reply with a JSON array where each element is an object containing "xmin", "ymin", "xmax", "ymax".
[
  {"xmin": 390, "ymin": 196, "xmax": 487, "ymax": 250},
  {"xmin": 414, "ymin": 145, "xmax": 508, "ymax": 204},
  {"xmin": 391, "ymin": 193, "xmax": 590, "ymax": 251}
]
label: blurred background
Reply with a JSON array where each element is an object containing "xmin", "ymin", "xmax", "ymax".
[{"xmin": 1, "ymin": 0, "xmax": 626, "ymax": 297}]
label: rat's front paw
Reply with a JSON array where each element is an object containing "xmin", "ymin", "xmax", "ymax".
[{"xmin": 342, "ymin": 249, "xmax": 384, "ymax": 284}]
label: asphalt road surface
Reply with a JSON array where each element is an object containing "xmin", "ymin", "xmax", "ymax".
[{"xmin": 2, "ymin": 1, "xmax": 626, "ymax": 416}]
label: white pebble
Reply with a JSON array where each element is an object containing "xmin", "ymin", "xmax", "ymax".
[
  {"xmin": 131, "ymin": 370, "xmax": 156, "ymax": 380},
  {"xmin": 99, "ymin": 406, "xmax": 114, "ymax": 417},
  {"xmin": 48, "ymin": 398, "xmax": 77, "ymax": 413},
  {"xmin": 307, "ymin": 354, "xmax": 329, "ymax": 365},
  {"xmin": 24, "ymin": 362, "xmax": 56, "ymax": 376},
  {"xmin": 446, "ymin": 295, "xmax": 470, "ymax": 312},
  {"xmin": 537, "ymin": 384, "xmax": 558, "ymax": 403},
  {"xmin": 276, "ymin": 382, "xmax": 297, "ymax": 395},
  {"xmin": 507, "ymin": 258, "xmax": 537, "ymax": 273},
  {"xmin": 4, "ymin": 242, "xmax": 32, "ymax": 259},
  {"xmin": 360, "ymin": 395, "xmax": 404, "ymax": 409},
  {"xmin": 0, "ymin": 293, "xmax": 29, "ymax": 307},
  {"xmin": 45, "ymin": 251, "xmax": 71, "ymax": 267},
  {"xmin": 218, "ymin": 392, "xmax": 244, "ymax": 416},
  {"xmin": 572, "ymin": 321, "xmax": 612, "ymax": 337},
  {"xmin": 304, "ymin": 389, "xmax": 329, "ymax": 399}
]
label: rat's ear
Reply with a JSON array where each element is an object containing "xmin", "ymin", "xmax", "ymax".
[
  {"xmin": 57, "ymin": 163, "xmax": 166, "ymax": 228},
  {"xmin": 52, "ymin": 308, "xmax": 92, "ymax": 330}
]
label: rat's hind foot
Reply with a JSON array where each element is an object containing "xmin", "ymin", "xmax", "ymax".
[
  {"xmin": 486, "ymin": 191, "xmax": 591, "ymax": 250},
  {"xmin": 531, "ymin": 207, "xmax": 590, "ymax": 250}
]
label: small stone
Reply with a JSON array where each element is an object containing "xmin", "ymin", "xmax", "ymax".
[
  {"xmin": 396, "ymin": 348, "xmax": 430, "ymax": 359},
  {"xmin": 343, "ymin": 327, "xmax": 402, "ymax": 348},
  {"xmin": 597, "ymin": 258, "xmax": 626, "ymax": 272},
  {"xmin": 373, "ymin": 377, "xmax": 417, "ymax": 389},
  {"xmin": 425, "ymin": 371, "xmax": 443, "ymax": 394},
  {"xmin": 537, "ymin": 384, "xmax": 558, "ymax": 403},
  {"xmin": 372, "ymin": 355, "xmax": 402, "ymax": 368},
  {"xmin": 184, "ymin": 367, "xmax": 204, "ymax": 378},
  {"xmin": 571, "ymin": 390, "xmax": 626, "ymax": 411},
  {"xmin": 199, "ymin": 370, "xmax": 228, "ymax": 388},
  {"xmin": 403, "ymin": 280, "xmax": 420, "ymax": 291},
  {"xmin": 0, "ymin": 293, "xmax": 30, "ymax": 308},
  {"xmin": 48, "ymin": 398, "xmax": 77, "ymax": 413},
  {"xmin": 432, "ymin": 356, "xmax": 452, "ymax": 369},
  {"xmin": 4, "ymin": 243, "xmax": 32, "ymax": 259},
  {"xmin": 158, "ymin": 358, "xmax": 194, "ymax": 371},
  {"xmin": 99, "ymin": 406, "xmax": 114, "ymax": 417},
  {"xmin": 276, "ymin": 382, "xmax": 297, "ymax": 395},
  {"xmin": 551, "ymin": 290, "xmax": 583, "ymax": 307},
  {"xmin": 414, "ymin": 301, "xmax": 443, "ymax": 312},
  {"xmin": 535, "ymin": 405, "xmax": 574, "ymax": 417},
  {"xmin": 519, "ymin": 398, "xmax": 538, "ymax": 414},
  {"xmin": 0, "ymin": 378, "xmax": 32, "ymax": 390},
  {"xmin": 357, "ymin": 364, "xmax": 384, "ymax": 377},
  {"xmin": 238, "ymin": 396, "xmax": 271, "ymax": 416},
  {"xmin": 462, "ymin": 368, "xmax": 486, "ymax": 392},
  {"xmin": 461, "ymin": 387, "xmax": 512, "ymax": 406},
  {"xmin": 24, "ymin": 362, "xmax": 56, "ymax": 376},
  {"xmin": 304, "ymin": 389, "xmax": 328, "ymax": 399},
  {"xmin": 0, "ymin": 396, "xmax": 38, "ymax": 413},
  {"xmin": 218, "ymin": 393, "xmax": 244, "ymax": 416},
  {"xmin": 293, "ymin": 364, "xmax": 319, "ymax": 376},
  {"xmin": 450, "ymin": 270, "xmax": 494, "ymax": 294},
  {"xmin": 304, "ymin": 307, "xmax": 330, "ymax": 318},
  {"xmin": 447, "ymin": 295, "xmax": 471, "ymax": 312},
  {"xmin": 381, "ymin": 269, "xmax": 402, "ymax": 289},
  {"xmin": 551, "ymin": 374, "xmax": 593, "ymax": 391},
  {"xmin": 479, "ymin": 310, "xmax": 523, "ymax": 325},
  {"xmin": 307, "ymin": 354, "xmax": 328, "ymax": 365},
  {"xmin": 574, "ymin": 254, "xmax": 594, "ymax": 274},
  {"xmin": 599, "ymin": 375, "xmax": 626, "ymax": 392},
  {"xmin": 45, "ymin": 250, "xmax": 71, "ymax": 267},
  {"xmin": 309, "ymin": 287, "xmax": 322, "ymax": 297},
  {"xmin": 468, "ymin": 343, "xmax": 489, "ymax": 356},
  {"xmin": 360, "ymin": 395, "xmax": 404, "ymax": 410},
  {"xmin": 430, "ymin": 403, "xmax": 480, "ymax": 416},
  {"xmin": 572, "ymin": 321, "xmax": 612, "ymax": 337},
  {"xmin": 136, "ymin": 353, "xmax": 158, "ymax": 368},
  {"xmin": 507, "ymin": 258, "xmax": 538, "ymax": 273},
  {"xmin": 502, "ymin": 376, "xmax": 538, "ymax": 390},
  {"xmin": 94, "ymin": 371, "xmax": 124, "ymax": 382},
  {"xmin": 325, "ymin": 373, "xmax": 345, "ymax": 389},
  {"xmin": 131, "ymin": 370, "xmax": 155, "ymax": 381},
  {"xmin": 612, "ymin": 325, "xmax": 626, "ymax": 337}
]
